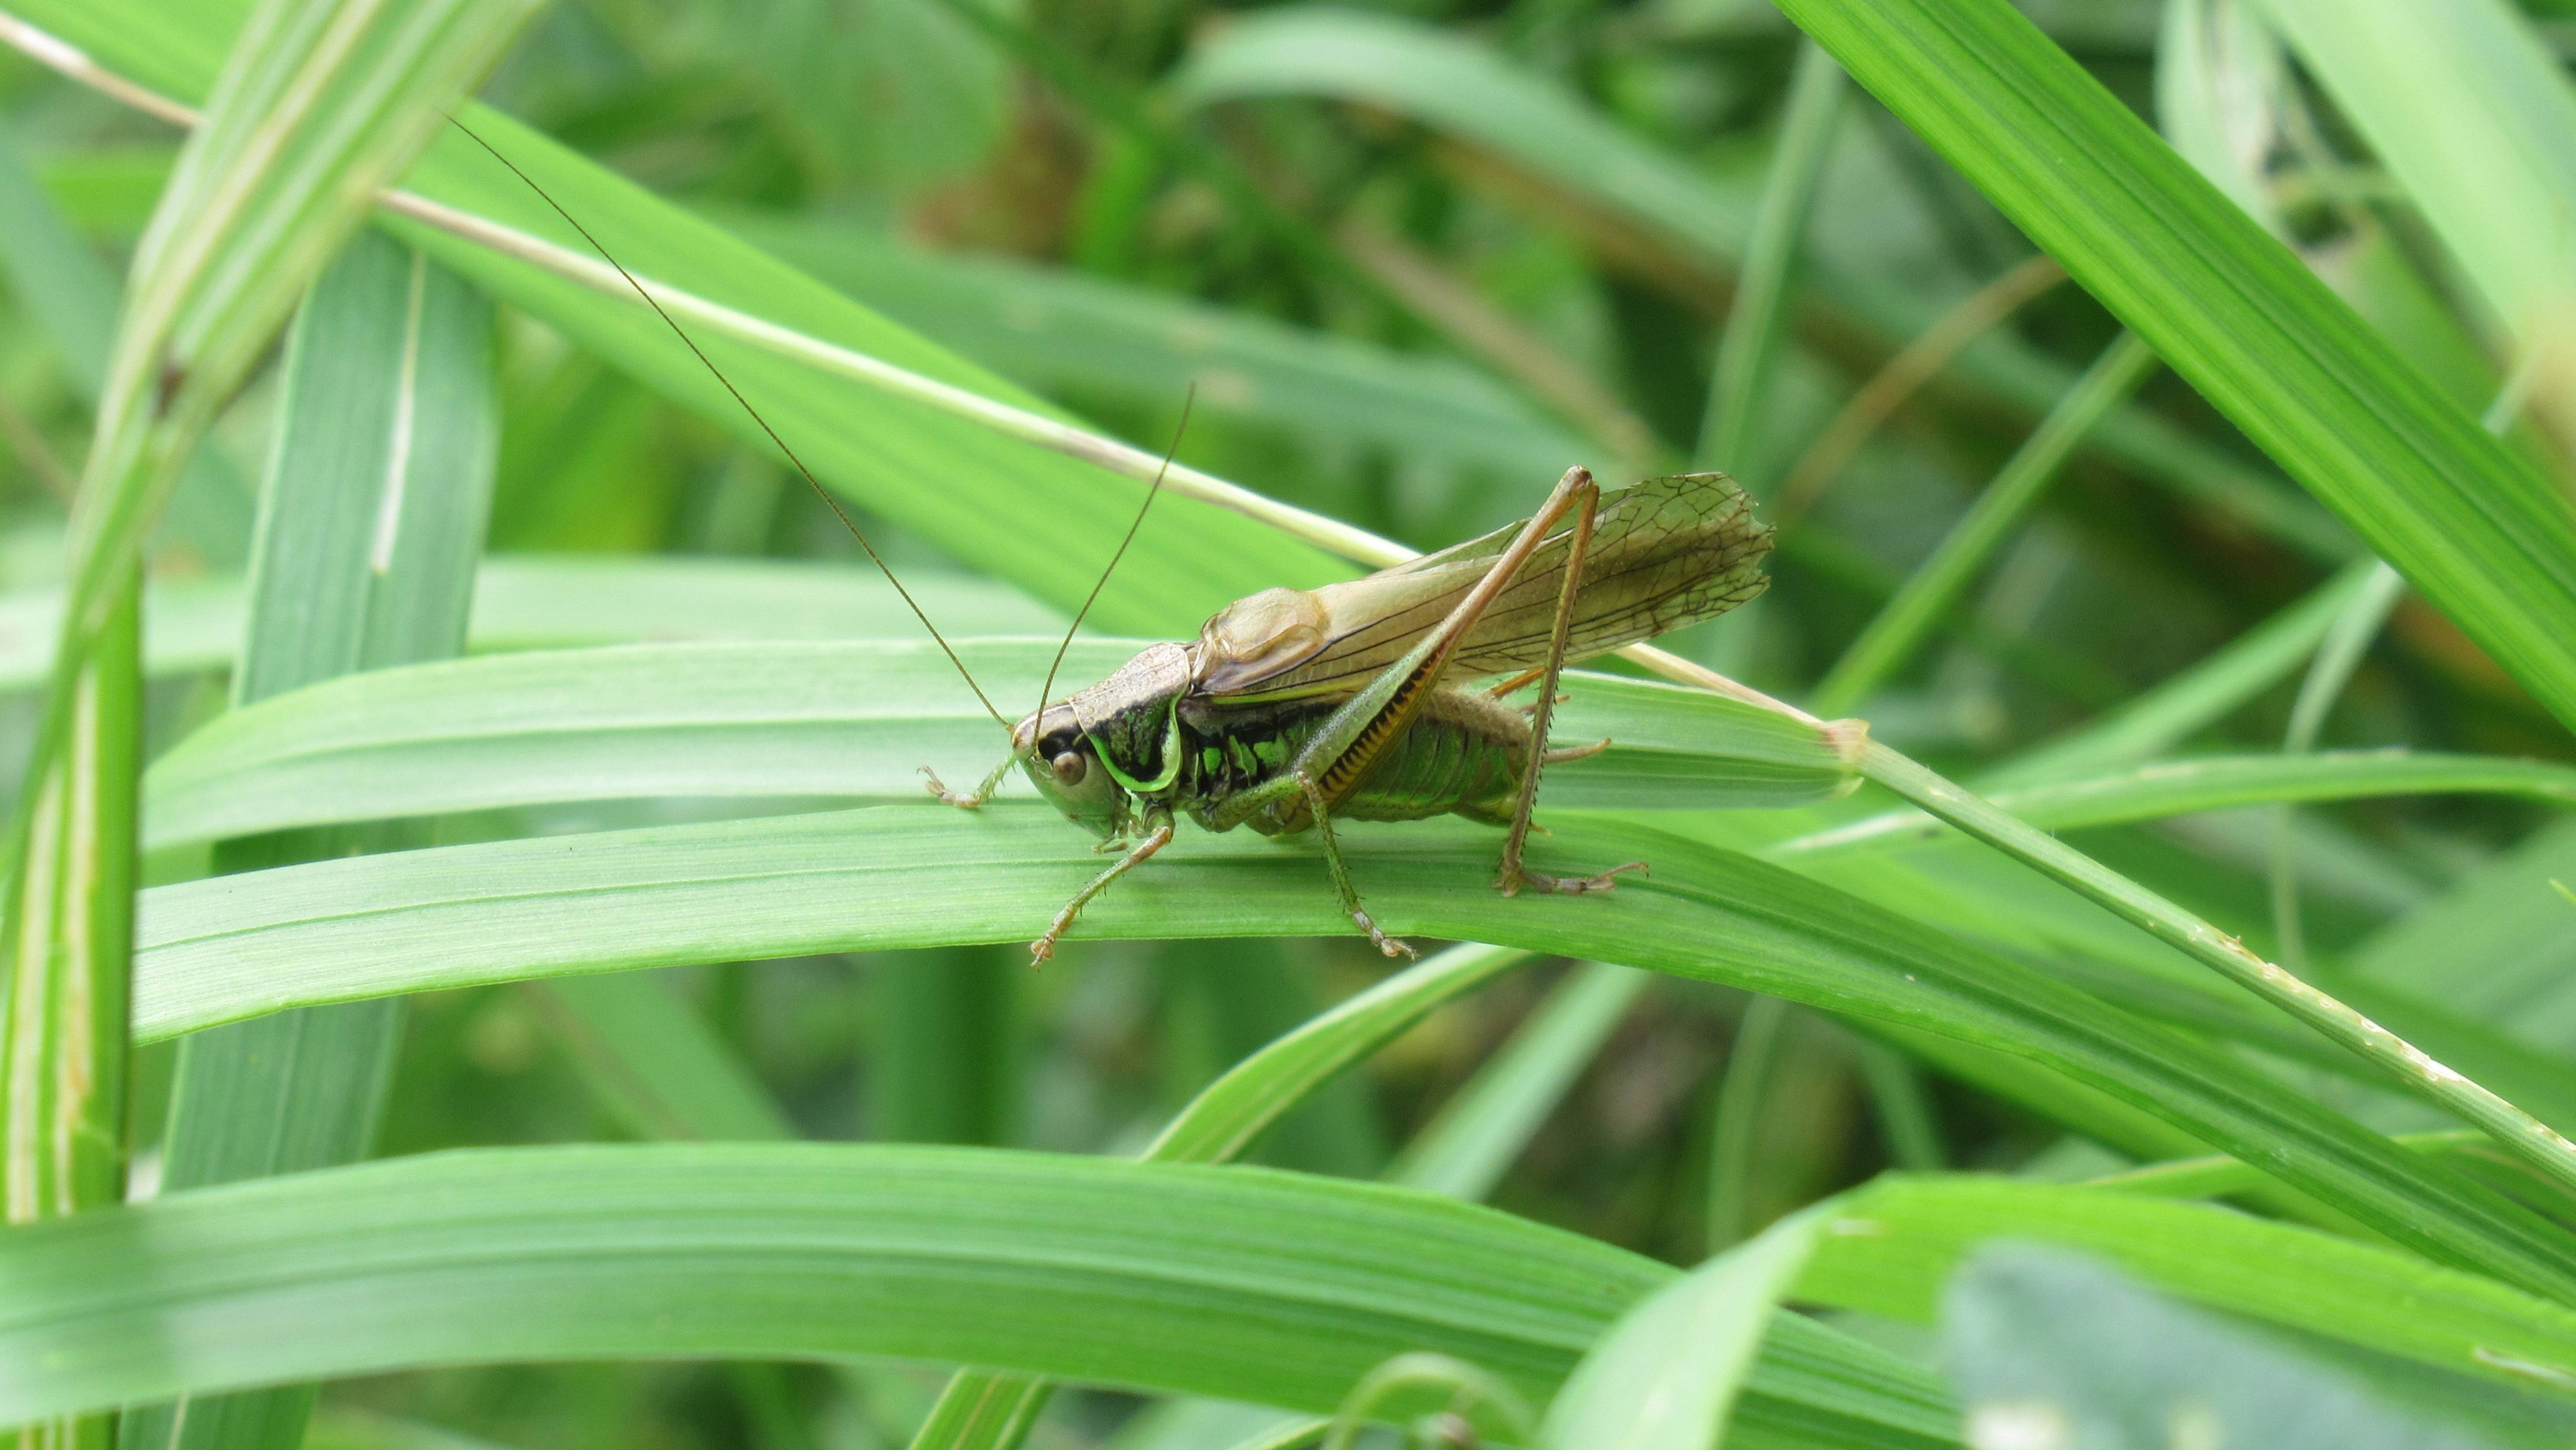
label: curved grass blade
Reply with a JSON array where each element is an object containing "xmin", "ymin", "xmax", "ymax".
[
  {"xmin": 120, "ymin": 804, "xmax": 2576, "ymax": 1303},
  {"xmin": 137, "ymin": 641, "xmax": 1861, "ymax": 852},
  {"xmin": 0, "ymin": 1144, "xmax": 1669, "ymax": 1423},
  {"xmin": 1696, "ymin": 42, "xmax": 1845, "ymax": 478}
]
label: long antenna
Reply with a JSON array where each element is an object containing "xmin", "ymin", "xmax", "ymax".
[
  {"xmin": 1036, "ymin": 385, "xmax": 1191, "ymax": 716},
  {"xmin": 449, "ymin": 118, "xmax": 1011, "ymax": 730}
]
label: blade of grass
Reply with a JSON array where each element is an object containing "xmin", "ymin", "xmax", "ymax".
[
  {"xmin": 1859, "ymin": 738, "xmax": 2576, "ymax": 1220},
  {"xmin": 1808, "ymin": 331, "xmax": 2158, "ymax": 716},
  {"xmin": 1776, "ymin": 750, "xmax": 2576, "ymax": 859},
  {"xmin": 2269, "ymin": 565, "xmax": 2409, "ymax": 971},
  {"xmin": 1771, "ymin": 0, "xmax": 2576, "ymax": 733},
  {"xmin": 1, "ymin": 585, "xmax": 138, "ymax": 1215},
  {"xmin": 1386, "ymin": 962, "xmax": 1650, "ymax": 1203},
  {"xmin": 0, "ymin": 1144, "xmax": 1672, "ymax": 1422},
  {"xmin": 120, "ymin": 805, "xmax": 2576, "ymax": 1303},
  {"xmin": 122, "ymin": 230, "xmax": 498, "ymax": 1450},
  {"xmin": 136, "ymin": 641, "xmax": 1863, "ymax": 854},
  {"xmin": 0, "ymin": 1144, "xmax": 1957, "ymax": 1444},
  {"xmin": 1538, "ymin": 1205, "xmax": 1834, "ymax": 1450},
  {"xmin": 2090, "ymin": 1130, "xmax": 2567, "ymax": 1214},
  {"xmin": 1705, "ymin": 995, "xmax": 1791, "ymax": 1253},
  {"xmin": 1696, "ymin": 42, "xmax": 1846, "ymax": 478}
]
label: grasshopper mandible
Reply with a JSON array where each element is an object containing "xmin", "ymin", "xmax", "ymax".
[
  {"xmin": 455, "ymin": 123, "xmax": 1771, "ymax": 963},
  {"xmin": 925, "ymin": 464, "xmax": 1772, "ymax": 962}
]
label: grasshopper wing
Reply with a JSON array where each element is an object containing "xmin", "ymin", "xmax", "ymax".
[{"xmin": 1196, "ymin": 472, "xmax": 1771, "ymax": 700}]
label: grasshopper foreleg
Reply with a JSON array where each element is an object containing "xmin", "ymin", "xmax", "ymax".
[
  {"xmin": 1296, "ymin": 770, "xmax": 1416, "ymax": 960},
  {"xmin": 1032, "ymin": 815, "xmax": 1173, "ymax": 964},
  {"xmin": 921, "ymin": 755, "xmax": 1016, "ymax": 809}
]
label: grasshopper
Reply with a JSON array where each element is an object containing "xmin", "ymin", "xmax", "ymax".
[
  {"xmin": 925, "ymin": 465, "xmax": 1772, "ymax": 961},
  {"xmin": 455, "ymin": 124, "xmax": 1770, "ymax": 963}
]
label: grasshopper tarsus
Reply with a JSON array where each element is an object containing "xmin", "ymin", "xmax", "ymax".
[
  {"xmin": 1495, "ymin": 860, "xmax": 1648, "ymax": 898},
  {"xmin": 923, "ymin": 756, "xmax": 1013, "ymax": 809}
]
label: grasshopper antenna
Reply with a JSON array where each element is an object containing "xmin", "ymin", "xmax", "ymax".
[
  {"xmin": 449, "ymin": 118, "xmax": 1012, "ymax": 731},
  {"xmin": 1035, "ymin": 385, "xmax": 1191, "ymax": 717}
]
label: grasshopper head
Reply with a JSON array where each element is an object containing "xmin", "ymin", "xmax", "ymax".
[{"xmin": 1015, "ymin": 702, "xmax": 1122, "ymax": 837}]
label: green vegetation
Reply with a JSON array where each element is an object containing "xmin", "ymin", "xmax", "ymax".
[{"xmin": 2, "ymin": 0, "xmax": 2575, "ymax": 1446}]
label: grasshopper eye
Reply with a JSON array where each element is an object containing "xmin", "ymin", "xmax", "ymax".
[{"xmin": 1052, "ymin": 751, "xmax": 1088, "ymax": 785}]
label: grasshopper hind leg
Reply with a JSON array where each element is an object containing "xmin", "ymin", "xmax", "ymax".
[{"xmin": 1492, "ymin": 476, "xmax": 1647, "ymax": 898}]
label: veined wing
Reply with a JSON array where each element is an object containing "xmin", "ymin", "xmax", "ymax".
[{"xmin": 1195, "ymin": 473, "xmax": 1771, "ymax": 700}]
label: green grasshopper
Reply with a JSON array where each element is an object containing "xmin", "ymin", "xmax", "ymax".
[
  {"xmin": 924, "ymin": 464, "xmax": 1772, "ymax": 961},
  {"xmin": 456, "ymin": 125, "xmax": 1771, "ymax": 964}
]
